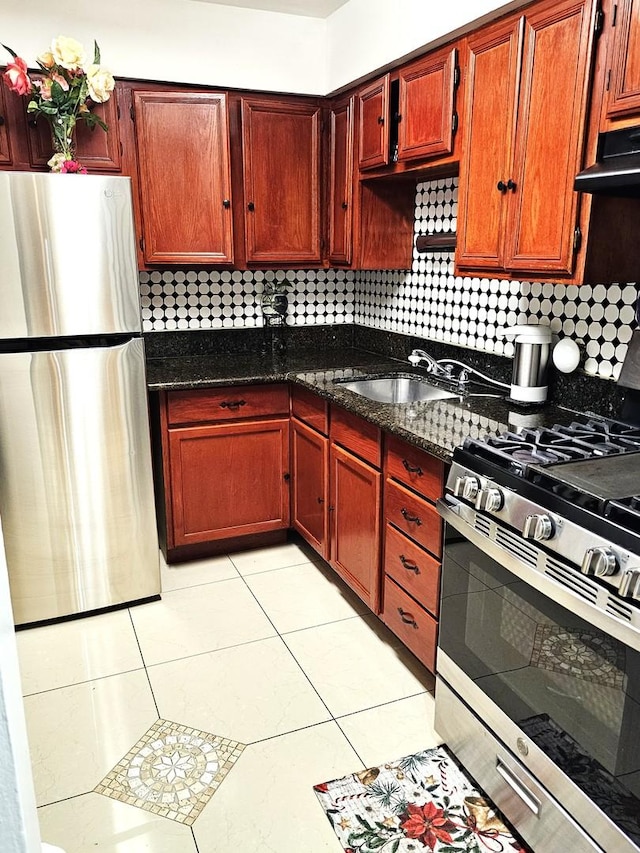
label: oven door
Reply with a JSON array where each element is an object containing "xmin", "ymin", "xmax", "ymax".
[{"xmin": 436, "ymin": 497, "xmax": 640, "ymax": 853}]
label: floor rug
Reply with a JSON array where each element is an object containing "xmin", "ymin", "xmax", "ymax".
[{"xmin": 314, "ymin": 746, "xmax": 529, "ymax": 853}]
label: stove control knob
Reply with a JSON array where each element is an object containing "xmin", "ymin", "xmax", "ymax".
[
  {"xmin": 619, "ymin": 569, "xmax": 640, "ymax": 599},
  {"xmin": 453, "ymin": 476, "xmax": 480, "ymax": 501},
  {"xmin": 475, "ymin": 487, "xmax": 504, "ymax": 513},
  {"xmin": 581, "ymin": 547, "xmax": 618, "ymax": 578},
  {"xmin": 523, "ymin": 514, "xmax": 554, "ymax": 541}
]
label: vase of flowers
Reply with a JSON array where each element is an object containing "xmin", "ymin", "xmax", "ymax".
[{"xmin": 2, "ymin": 35, "xmax": 115, "ymax": 172}]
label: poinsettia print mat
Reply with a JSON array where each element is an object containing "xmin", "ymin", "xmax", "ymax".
[{"xmin": 314, "ymin": 746, "xmax": 530, "ymax": 853}]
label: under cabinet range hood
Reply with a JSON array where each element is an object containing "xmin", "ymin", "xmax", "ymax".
[{"xmin": 575, "ymin": 125, "xmax": 640, "ymax": 196}]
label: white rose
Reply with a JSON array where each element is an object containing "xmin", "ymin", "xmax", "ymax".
[
  {"xmin": 51, "ymin": 36, "xmax": 86, "ymax": 71},
  {"xmin": 85, "ymin": 64, "xmax": 115, "ymax": 103}
]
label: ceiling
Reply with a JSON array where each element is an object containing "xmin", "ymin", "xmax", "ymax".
[{"xmin": 191, "ymin": 0, "xmax": 349, "ymax": 16}]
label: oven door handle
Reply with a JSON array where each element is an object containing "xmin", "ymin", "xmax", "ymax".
[{"xmin": 496, "ymin": 757, "xmax": 541, "ymax": 817}]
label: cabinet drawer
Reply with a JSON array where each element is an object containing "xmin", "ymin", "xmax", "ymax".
[
  {"xmin": 385, "ymin": 434, "xmax": 445, "ymax": 500},
  {"xmin": 331, "ymin": 406, "xmax": 381, "ymax": 468},
  {"xmin": 385, "ymin": 478, "xmax": 442, "ymax": 557},
  {"xmin": 167, "ymin": 384, "xmax": 289, "ymax": 425},
  {"xmin": 291, "ymin": 385, "xmax": 328, "ymax": 435},
  {"xmin": 384, "ymin": 524, "xmax": 440, "ymax": 616},
  {"xmin": 382, "ymin": 576, "xmax": 437, "ymax": 672}
]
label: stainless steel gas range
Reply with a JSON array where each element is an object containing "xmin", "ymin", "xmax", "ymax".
[{"xmin": 435, "ymin": 416, "xmax": 640, "ymax": 853}]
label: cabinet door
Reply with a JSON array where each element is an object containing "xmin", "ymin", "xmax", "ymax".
[
  {"xmin": 397, "ymin": 46, "xmax": 458, "ymax": 162},
  {"xmin": 134, "ymin": 91, "xmax": 234, "ymax": 265},
  {"xmin": 291, "ymin": 418, "xmax": 329, "ymax": 558},
  {"xmin": 328, "ymin": 96, "xmax": 354, "ymax": 265},
  {"xmin": 169, "ymin": 418, "xmax": 290, "ymax": 547},
  {"xmin": 330, "ymin": 444, "xmax": 381, "ymax": 611},
  {"xmin": 0, "ymin": 85, "xmax": 14, "ymax": 166},
  {"xmin": 456, "ymin": 16, "xmax": 523, "ymax": 271},
  {"xmin": 505, "ymin": 0, "xmax": 597, "ymax": 275},
  {"xmin": 607, "ymin": 0, "xmax": 640, "ymax": 117},
  {"xmin": 27, "ymin": 91, "xmax": 122, "ymax": 171},
  {"xmin": 242, "ymin": 98, "xmax": 321, "ymax": 264},
  {"xmin": 357, "ymin": 76, "xmax": 389, "ymax": 170}
]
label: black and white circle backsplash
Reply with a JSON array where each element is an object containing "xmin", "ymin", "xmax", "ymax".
[{"xmin": 139, "ymin": 177, "xmax": 638, "ymax": 382}]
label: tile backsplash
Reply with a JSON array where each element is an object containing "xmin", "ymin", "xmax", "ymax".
[{"xmin": 139, "ymin": 177, "xmax": 638, "ymax": 382}]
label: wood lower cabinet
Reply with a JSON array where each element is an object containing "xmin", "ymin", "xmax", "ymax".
[
  {"xmin": 291, "ymin": 417, "xmax": 329, "ymax": 558},
  {"xmin": 381, "ymin": 435, "xmax": 446, "ymax": 673},
  {"xmin": 330, "ymin": 442, "xmax": 382, "ymax": 611},
  {"xmin": 133, "ymin": 90, "xmax": 234, "ymax": 265},
  {"xmin": 156, "ymin": 384, "xmax": 290, "ymax": 559},
  {"xmin": 241, "ymin": 97, "xmax": 321, "ymax": 264}
]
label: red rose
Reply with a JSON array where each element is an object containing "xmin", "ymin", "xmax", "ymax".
[{"xmin": 3, "ymin": 56, "xmax": 31, "ymax": 95}]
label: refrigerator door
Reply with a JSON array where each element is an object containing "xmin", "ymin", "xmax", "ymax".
[
  {"xmin": 0, "ymin": 172, "xmax": 140, "ymax": 340},
  {"xmin": 0, "ymin": 337, "xmax": 159, "ymax": 624}
]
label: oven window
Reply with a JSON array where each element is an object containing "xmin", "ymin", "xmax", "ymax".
[{"xmin": 439, "ymin": 529, "xmax": 640, "ymax": 846}]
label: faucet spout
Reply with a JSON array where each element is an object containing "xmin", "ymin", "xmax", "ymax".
[{"xmin": 408, "ymin": 349, "xmax": 449, "ymax": 377}]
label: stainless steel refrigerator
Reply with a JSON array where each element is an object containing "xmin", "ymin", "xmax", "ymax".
[{"xmin": 0, "ymin": 172, "xmax": 160, "ymax": 626}]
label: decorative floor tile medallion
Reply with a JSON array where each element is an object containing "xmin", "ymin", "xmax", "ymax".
[{"xmin": 95, "ymin": 719, "xmax": 245, "ymax": 824}]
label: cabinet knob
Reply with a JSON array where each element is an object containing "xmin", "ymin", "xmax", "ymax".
[
  {"xmin": 222, "ymin": 199, "xmax": 231, "ymax": 209},
  {"xmin": 317, "ymin": 496, "xmax": 325, "ymax": 504},
  {"xmin": 507, "ymin": 179, "xmax": 517, "ymax": 192},
  {"xmin": 377, "ymin": 115, "xmax": 384, "ymax": 125},
  {"xmin": 497, "ymin": 180, "xmax": 508, "ymax": 193},
  {"xmin": 341, "ymin": 201, "xmax": 348, "ymax": 210},
  {"xmin": 247, "ymin": 201, "xmax": 255, "ymax": 211}
]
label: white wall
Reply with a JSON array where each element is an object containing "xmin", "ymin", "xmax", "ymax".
[
  {"xmin": 326, "ymin": 0, "xmax": 531, "ymax": 92},
  {"xmin": 0, "ymin": 0, "xmax": 327, "ymax": 94},
  {"xmin": 3, "ymin": 0, "xmax": 532, "ymax": 95},
  {"xmin": 0, "ymin": 519, "xmax": 41, "ymax": 853}
]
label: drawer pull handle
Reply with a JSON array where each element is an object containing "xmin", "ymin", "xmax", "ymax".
[
  {"xmin": 400, "ymin": 554, "xmax": 420, "ymax": 574},
  {"xmin": 401, "ymin": 508, "xmax": 422, "ymax": 525},
  {"xmin": 397, "ymin": 607, "xmax": 418, "ymax": 629},
  {"xmin": 220, "ymin": 400, "xmax": 247, "ymax": 409},
  {"xmin": 495, "ymin": 758, "xmax": 541, "ymax": 816},
  {"xmin": 402, "ymin": 459, "xmax": 423, "ymax": 476},
  {"xmin": 317, "ymin": 497, "xmax": 325, "ymax": 504}
]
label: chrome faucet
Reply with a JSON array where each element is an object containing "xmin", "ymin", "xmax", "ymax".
[
  {"xmin": 407, "ymin": 349, "xmax": 451, "ymax": 378},
  {"xmin": 408, "ymin": 349, "xmax": 510, "ymax": 393}
]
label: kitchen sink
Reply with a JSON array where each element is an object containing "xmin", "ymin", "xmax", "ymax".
[{"xmin": 333, "ymin": 374, "xmax": 459, "ymax": 404}]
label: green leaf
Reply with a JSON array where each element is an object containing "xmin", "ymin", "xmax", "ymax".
[
  {"xmin": 50, "ymin": 80, "xmax": 67, "ymax": 105},
  {"xmin": 38, "ymin": 102, "xmax": 58, "ymax": 115},
  {"xmin": 26, "ymin": 100, "xmax": 40, "ymax": 113},
  {"xmin": 2, "ymin": 43, "xmax": 17, "ymax": 59},
  {"xmin": 356, "ymin": 814, "xmax": 375, "ymax": 830},
  {"xmin": 390, "ymin": 841, "xmax": 400, "ymax": 853},
  {"xmin": 93, "ymin": 40, "xmax": 101, "ymax": 65}
]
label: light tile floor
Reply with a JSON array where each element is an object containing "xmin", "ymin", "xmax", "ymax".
[{"xmin": 17, "ymin": 538, "xmax": 442, "ymax": 852}]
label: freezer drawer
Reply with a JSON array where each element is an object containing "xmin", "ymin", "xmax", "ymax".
[
  {"xmin": 0, "ymin": 172, "xmax": 140, "ymax": 339},
  {"xmin": 0, "ymin": 337, "xmax": 159, "ymax": 624}
]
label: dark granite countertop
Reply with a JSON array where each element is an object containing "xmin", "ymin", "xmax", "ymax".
[{"xmin": 146, "ymin": 342, "xmax": 578, "ymax": 463}]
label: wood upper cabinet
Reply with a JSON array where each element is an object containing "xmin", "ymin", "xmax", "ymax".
[
  {"xmin": 328, "ymin": 95, "xmax": 355, "ymax": 265},
  {"xmin": 291, "ymin": 417, "xmax": 329, "ymax": 558},
  {"xmin": 357, "ymin": 75, "xmax": 390, "ymax": 170},
  {"xmin": 27, "ymin": 92, "xmax": 122, "ymax": 172},
  {"xmin": 241, "ymin": 97, "xmax": 321, "ymax": 264},
  {"xmin": 457, "ymin": 0, "xmax": 599, "ymax": 278},
  {"xmin": 0, "ymin": 85, "xmax": 14, "ymax": 166},
  {"xmin": 133, "ymin": 90, "xmax": 234, "ymax": 265},
  {"xmin": 606, "ymin": 0, "xmax": 640, "ymax": 117},
  {"xmin": 397, "ymin": 46, "xmax": 458, "ymax": 162}
]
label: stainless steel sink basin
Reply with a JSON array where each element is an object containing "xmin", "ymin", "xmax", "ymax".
[{"xmin": 334, "ymin": 374, "xmax": 458, "ymax": 404}]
